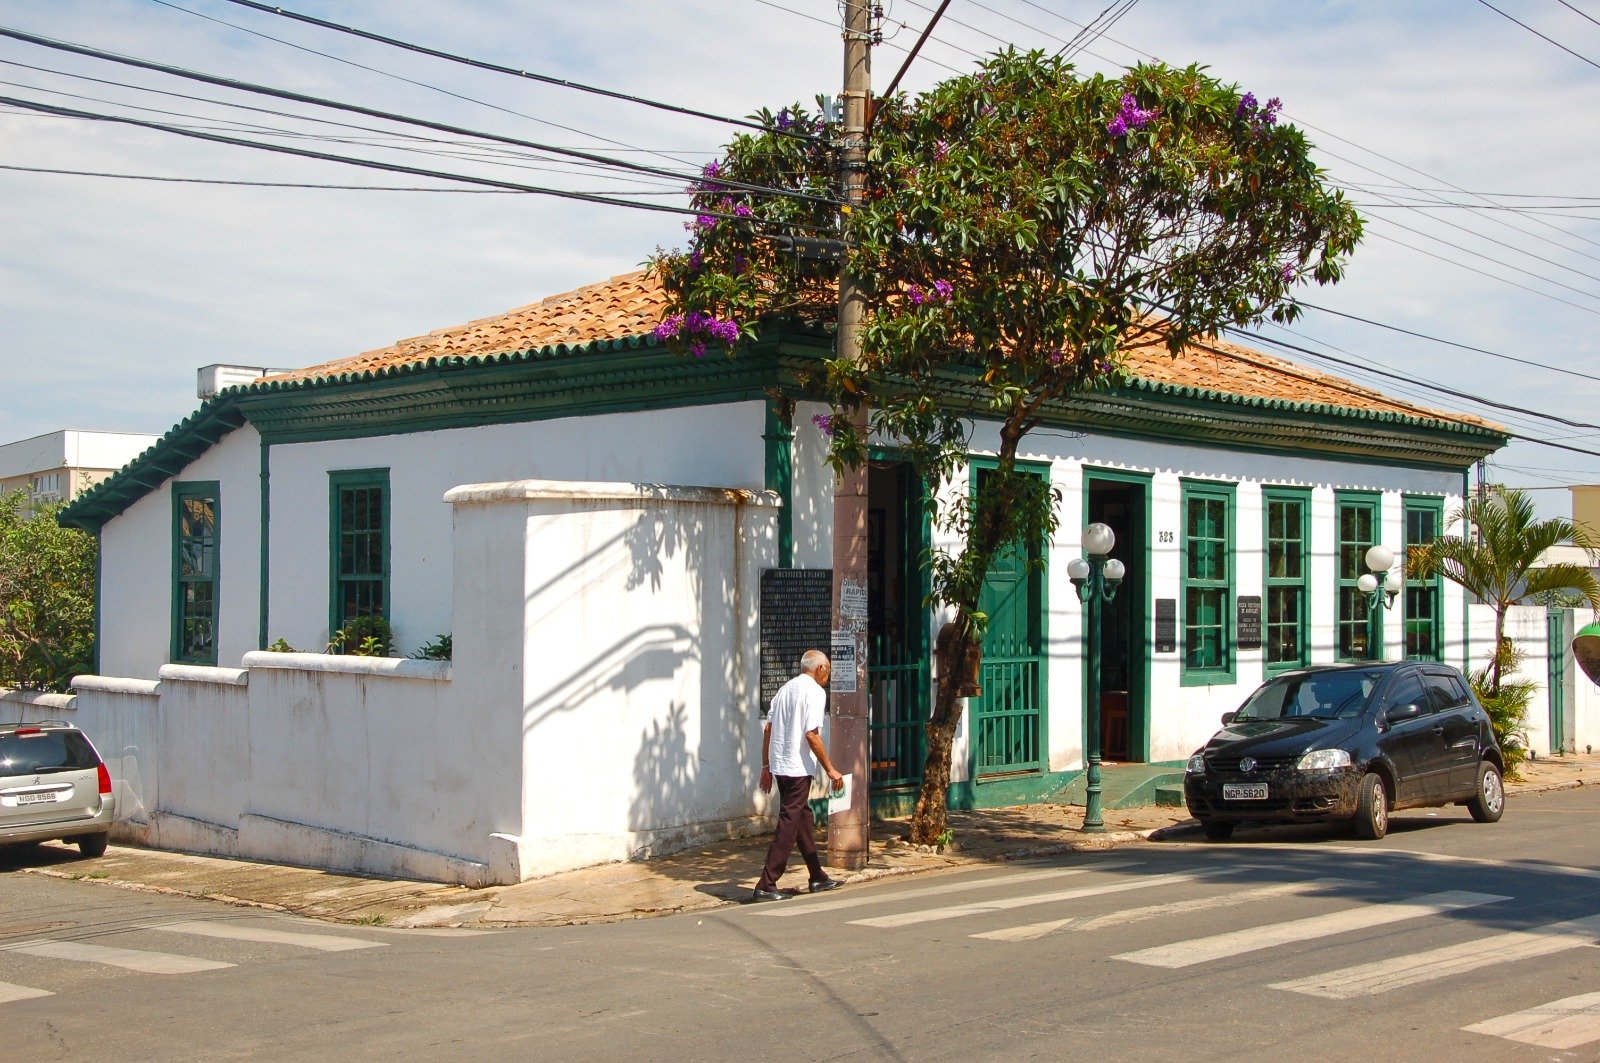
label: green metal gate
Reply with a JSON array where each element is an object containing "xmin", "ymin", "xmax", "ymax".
[
  {"xmin": 970, "ymin": 469, "xmax": 1046, "ymax": 777},
  {"xmin": 1548, "ymin": 607, "xmax": 1568, "ymax": 755},
  {"xmin": 867, "ymin": 461, "xmax": 930, "ymax": 791}
]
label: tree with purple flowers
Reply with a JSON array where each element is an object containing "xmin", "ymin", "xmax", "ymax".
[{"xmin": 651, "ymin": 50, "xmax": 1361, "ymax": 844}]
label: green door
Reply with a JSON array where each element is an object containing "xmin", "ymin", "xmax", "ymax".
[
  {"xmin": 868, "ymin": 462, "xmax": 930, "ymax": 791},
  {"xmin": 970, "ymin": 469, "xmax": 1046, "ymax": 777}
]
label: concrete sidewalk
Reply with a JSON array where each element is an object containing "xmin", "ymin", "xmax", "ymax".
[{"xmin": 9, "ymin": 753, "xmax": 1592, "ymax": 929}]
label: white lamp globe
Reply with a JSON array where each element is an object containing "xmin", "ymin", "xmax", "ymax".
[
  {"xmin": 1084, "ymin": 522, "xmax": 1115, "ymax": 556},
  {"xmin": 1103, "ymin": 558, "xmax": 1127, "ymax": 582},
  {"xmin": 1357, "ymin": 572, "xmax": 1378, "ymax": 594},
  {"xmin": 1365, "ymin": 544, "xmax": 1395, "ymax": 574},
  {"xmin": 1068, "ymin": 557, "xmax": 1092, "ymax": 582},
  {"xmin": 1384, "ymin": 570, "xmax": 1404, "ymax": 594}
]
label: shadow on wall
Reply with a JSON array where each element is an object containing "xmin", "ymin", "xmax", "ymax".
[{"xmin": 623, "ymin": 493, "xmax": 759, "ymax": 845}]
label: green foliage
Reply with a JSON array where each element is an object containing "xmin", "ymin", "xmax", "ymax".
[
  {"xmin": 1468, "ymin": 640, "xmax": 1532, "ymax": 780},
  {"xmin": 651, "ymin": 51, "xmax": 1362, "ymax": 841},
  {"xmin": 409, "ymin": 633, "xmax": 452, "ymax": 661},
  {"xmin": 1408, "ymin": 485, "xmax": 1600, "ymax": 694},
  {"xmin": 265, "ymin": 637, "xmax": 297, "ymax": 653},
  {"xmin": 327, "ymin": 615, "xmax": 393, "ymax": 657},
  {"xmin": 0, "ymin": 490, "xmax": 97, "ymax": 692}
]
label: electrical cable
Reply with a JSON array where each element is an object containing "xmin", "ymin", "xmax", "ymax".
[
  {"xmin": 0, "ymin": 26, "xmax": 844, "ymax": 208},
  {"xmin": 203, "ymin": 0, "xmax": 812, "ymax": 141},
  {"xmin": 0, "ymin": 163, "xmax": 689, "ymax": 196},
  {"xmin": 0, "ymin": 93, "xmax": 835, "ymax": 232},
  {"xmin": 1476, "ymin": 0, "xmax": 1600, "ymax": 72}
]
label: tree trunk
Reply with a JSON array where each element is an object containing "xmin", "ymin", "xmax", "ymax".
[{"xmin": 906, "ymin": 418, "xmax": 1026, "ymax": 845}]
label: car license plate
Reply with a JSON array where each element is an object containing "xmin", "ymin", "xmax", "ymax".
[
  {"xmin": 16, "ymin": 791, "xmax": 59, "ymax": 805},
  {"xmin": 1223, "ymin": 783, "xmax": 1268, "ymax": 801}
]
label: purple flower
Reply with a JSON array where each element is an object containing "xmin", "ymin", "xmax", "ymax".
[
  {"xmin": 652, "ymin": 314, "xmax": 683, "ymax": 340},
  {"xmin": 734, "ymin": 204, "xmax": 753, "ymax": 218},
  {"xmin": 1108, "ymin": 92, "xmax": 1154, "ymax": 138},
  {"xmin": 687, "ymin": 250, "xmax": 703, "ymax": 272},
  {"xmin": 907, "ymin": 285, "xmax": 927, "ymax": 306},
  {"xmin": 933, "ymin": 139, "xmax": 949, "ymax": 162},
  {"xmin": 689, "ymin": 339, "xmax": 707, "ymax": 358},
  {"xmin": 731, "ymin": 254, "xmax": 748, "ymax": 275},
  {"xmin": 1262, "ymin": 97, "xmax": 1282, "ymax": 126},
  {"xmin": 1106, "ymin": 115, "xmax": 1128, "ymax": 138},
  {"xmin": 1236, "ymin": 91, "xmax": 1258, "ymax": 118},
  {"xmin": 776, "ymin": 108, "xmax": 793, "ymax": 131},
  {"xmin": 1047, "ymin": 350, "xmax": 1066, "ymax": 367},
  {"xmin": 811, "ymin": 413, "xmax": 836, "ymax": 437},
  {"xmin": 695, "ymin": 214, "xmax": 717, "ymax": 231},
  {"xmin": 1281, "ymin": 263, "xmax": 1296, "ymax": 283},
  {"xmin": 932, "ymin": 280, "xmax": 954, "ymax": 300},
  {"xmin": 703, "ymin": 160, "xmax": 722, "ymax": 179},
  {"xmin": 1096, "ymin": 358, "xmax": 1115, "ymax": 375}
]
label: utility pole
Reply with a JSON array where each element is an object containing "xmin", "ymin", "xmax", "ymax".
[{"xmin": 826, "ymin": 0, "xmax": 872, "ymax": 871}]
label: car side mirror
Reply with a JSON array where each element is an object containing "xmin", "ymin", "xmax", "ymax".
[
  {"xmin": 1220, "ymin": 711, "xmax": 1236, "ymax": 726},
  {"xmin": 1385, "ymin": 702, "xmax": 1423, "ymax": 724}
]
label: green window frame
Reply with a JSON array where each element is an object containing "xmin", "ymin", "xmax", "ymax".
[
  {"xmin": 1263, "ymin": 487, "xmax": 1311, "ymax": 673},
  {"xmin": 171, "ymin": 481, "xmax": 220, "ymax": 665},
  {"xmin": 1404, "ymin": 496, "xmax": 1445, "ymax": 660},
  {"xmin": 329, "ymin": 468, "xmax": 390, "ymax": 634},
  {"xmin": 1181, "ymin": 480, "xmax": 1236, "ymax": 685},
  {"xmin": 1336, "ymin": 491, "xmax": 1381, "ymax": 661}
]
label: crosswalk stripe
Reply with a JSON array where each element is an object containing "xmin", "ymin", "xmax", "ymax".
[
  {"xmin": 9, "ymin": 940, "xmax": 235, "ymax": 975},
  {"xmin": 0, "ymin": 981, "xmax": 53, "ymax": 1004},
  {"xmin": 1463, "ymin": 990, "xmax": 1600, "ymax": 1049},
  {"xmin": 747, "ymin": 862, "xmax": 1134, "ymax": 918},
  {"xmin": 850, "ymin": 868, "xmax": 1246, "ymax": 929},
  {"xmin": 972, "ymin": 878, "xmax": 1363, "ymax": 943},
  {"xmin": 1271, "ymin": 912, "xmax": 1600, "ymax": 999},
  {"xmin": 143, "ymin": 921, "xmax": 386, "ymax": 952},
  {"xmin": 1113, "ymin": 890, "xmax": 1509, "ymax": 969}
]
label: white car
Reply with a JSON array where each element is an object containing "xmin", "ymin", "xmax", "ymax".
[{"xmin": 0, "ymin": 721, "xmax": 114, "ymax": 856}]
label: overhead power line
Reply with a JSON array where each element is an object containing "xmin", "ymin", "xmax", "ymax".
[
  {"xmin": 1476, "ymin": 0, "xmax": 1600, "ymax": 72},
  {"xmin": 0, "ymin": 94, "xmax": 832, "ymax": 231},
  {"xmin": 0, "ymin": 163, "xmax": 685, "ymax": 196},
  {"xmin": 1299, "ymin": 301, "xmax": 1600, "ymax": 386},
  {"xmin": 207, "ymin": 0, "xmax": 806, "ymax": 140},
  {"xmin": 0, "ymin": 26, "xmax": 842, "ymax": 208}
]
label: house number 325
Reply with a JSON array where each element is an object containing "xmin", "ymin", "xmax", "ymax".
[{"xmin": 1158, "ymin": 530, "xmax": 1175, "ymax": 543}]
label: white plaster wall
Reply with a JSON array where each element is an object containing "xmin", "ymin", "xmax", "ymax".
[
  {"xmin": 97, "ymin": 424, "xmax": 263, "ymax": 679},
  {"xmin": 266, "ymin": 403, "xmax": 766, "ymax": 657},
  {"xmin": 790, "ymin": 400, "xmax": 836, "ymax": 570},
  {"xmin": 154, "ymin": 666, "xmax": 248, "ymax": 834},
  {"xmin": 468, "ymin": 481, "xmax": 778, "ymax": 876}
]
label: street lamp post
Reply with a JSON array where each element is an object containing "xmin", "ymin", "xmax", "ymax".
[
  {"xmin": 1068, "ymin": 522, "xmax": 1125, "ymax": 833},
  {"xmin": 1356, "ymin": 544, "xmax": 1403, "ymax": 660}
]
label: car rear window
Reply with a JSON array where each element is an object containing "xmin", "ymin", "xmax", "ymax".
[
  {"xmin": 0, "ymin": 731, "xmax": 100, "ymax": 776},
  {"xmin": 1235, "ymin": 671, "xmax": 1380, "ymax": 721}
]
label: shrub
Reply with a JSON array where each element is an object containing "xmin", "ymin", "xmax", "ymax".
[
  {"xmin": 265, "ymin": 637, "xmax": 297, "ymax": 653},
  {"xmin": 409, "ymin": 633, "xmax": 451, "ymax": 661},
  {"xmin": 327, "ymin": 615, "xmax": 393, "ymax": 657},
  {"xmin": 1469, "ymin": 640, "xmax": 1532, "ymax": 780}
]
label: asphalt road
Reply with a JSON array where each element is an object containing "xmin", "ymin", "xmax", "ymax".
[{"xmin": 4, "ymin": 787, "xmax": 1599, "ymax": 1062}]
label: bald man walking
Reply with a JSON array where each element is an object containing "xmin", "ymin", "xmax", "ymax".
[{"xmin": 752, "ymin": 649, "xmax": 845, "ymax": 902}]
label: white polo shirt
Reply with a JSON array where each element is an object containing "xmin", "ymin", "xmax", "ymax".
[{"xmin": 767, "ymin": 672, "xmax": 826, "ymax": 778}]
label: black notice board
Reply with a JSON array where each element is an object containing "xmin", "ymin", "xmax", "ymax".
[
  {"xmin": 1154, "ymin": 598, "xmax": 1177, "ymax": 654},
  {"xmin": 1236, "ymin": 595, "xmax": 1263, "ymax": 650},
  {"xmin": 759, "ymin": 568, "xmax": 833, "ymax": 713}
]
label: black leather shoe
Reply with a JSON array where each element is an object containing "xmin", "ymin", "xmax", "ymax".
[
  {"xmin": 750, "ymin": 888, "xmax": 790, "ymax": 902},
  {"xmin": 808, "ymin": 878, "xmax": 843, "ymax": 893}
]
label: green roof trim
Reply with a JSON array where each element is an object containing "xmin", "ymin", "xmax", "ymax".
[{"xmin": 59, "ymin": 327, "xmax": 1508, "ymax": 533}]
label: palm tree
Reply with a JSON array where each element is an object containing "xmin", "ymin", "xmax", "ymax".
[{"xmin": 1407, "ymin": 485, "xmax": 1600, "ymax": 695}]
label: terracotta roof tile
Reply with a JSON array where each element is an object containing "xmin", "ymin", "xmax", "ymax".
[{"xmin": 270, "ymin": 271, "xmax": 1491, "ymax": 429}]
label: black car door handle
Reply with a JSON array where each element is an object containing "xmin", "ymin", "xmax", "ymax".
[{"xmin": 1431, "ymin": 725, "xmax": 1445, "ymax": 735}]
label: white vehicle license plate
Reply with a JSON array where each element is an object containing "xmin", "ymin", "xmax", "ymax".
[
  {"xmin": 1223, "ymin": 783, "xmax": 1268, "ymax": 801},
  {"xmin": 16, "ymin": 791, "xmax": 58, "ymax": 805}
]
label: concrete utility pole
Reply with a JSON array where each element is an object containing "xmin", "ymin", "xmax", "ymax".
[{"xmin": 827, "ymin": 0, "xmax": 872, "ymax": 871}]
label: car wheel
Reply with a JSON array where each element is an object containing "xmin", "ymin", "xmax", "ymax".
[
  {"xmin": 1200, "ymin": 819, "xmax": 1234, "ymax": 841},
  {"xmin": 1353, "ymin": 773, "xmax": 1388, "ymax": 840},
  {"xmin": 1467, "ymin": 761, "xmax": 1505, "ymax": 823},
  {"xmin": 77, "ymin": 832, "xmax": 109, "ymax": 858}
]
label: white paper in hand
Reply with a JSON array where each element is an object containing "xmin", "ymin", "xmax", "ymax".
[{"xmin": 827, "ymin": 773, "xmax": 852, "ymax": 814}]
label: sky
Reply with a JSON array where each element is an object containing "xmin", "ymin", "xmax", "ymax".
[{"xmin": 3, "ymin": 0, "xmax": 1599, "ymax": 517}]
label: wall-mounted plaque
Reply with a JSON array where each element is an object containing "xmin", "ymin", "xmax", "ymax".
[
  {"xmin": 759, "ymin": 568, "xmax": 833, "ymax": 713},
  {"xmin": 1154, "ymin": 598, "xmax": 1177, "ymax": 654},
  {"xmin": 1236, "ymin": 594, "xmax": 1263, "ymax": 651}
]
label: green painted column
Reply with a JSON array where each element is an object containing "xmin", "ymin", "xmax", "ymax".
[{"xmin": 763, "ymin": 399, "xmax": 794, "ymax": 567}]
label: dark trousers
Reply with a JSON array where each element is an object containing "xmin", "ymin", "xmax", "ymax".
[{"xmin": 756, "ymin": 774, "xmax": 824, "ymax": 890}]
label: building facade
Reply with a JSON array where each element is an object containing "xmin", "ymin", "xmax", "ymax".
[
  {"xmin": 50, "ymin": 271, "xmax": 1510, "ymax": 882},
  {"xmin": 0, "ymin": 429, "xmax": 157, "ymax": 510}
]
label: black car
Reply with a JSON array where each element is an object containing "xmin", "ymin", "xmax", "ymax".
[{"xmin": 1183, "ymin": 661, "xmax": 1505, "ymax": 841}]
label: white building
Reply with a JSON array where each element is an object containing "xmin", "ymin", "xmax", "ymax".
[
  {"xmin": 34, "ymin": 270, "xmax": 1510, "ymax": 884},
  {"xmin": 0, "ymin": 429, "xmax": 158, "ymax": 509}
]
